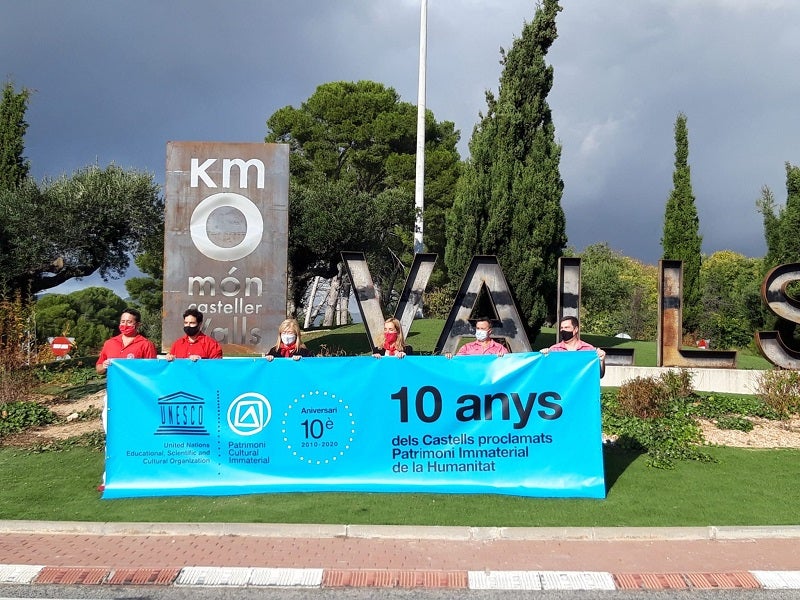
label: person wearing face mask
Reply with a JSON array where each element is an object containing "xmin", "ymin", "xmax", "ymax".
[
  {"xmin": 372, "ymin": 317, "xmax": 412, "ymax": 358},
  {"xmin": 445, "ymin": 318, "xmax": 508, "ymax": 358},
  {"xmin": 95, "ymin": 307, "xmax": 158, "ymax": 492},
  {"xmin": 265, "ymin": 318, "xmax": 312, "ymax": 361},
  {"xmin": 96, "ymin": 307, "xmax": 158, "ymax": 375},
  {"xmin": 165, "ymin": 308, "xmax": 223, "ymax": 362},
  {"xmin": 542, "ymin": 316, "xmax": 606, "ymax": 377}
]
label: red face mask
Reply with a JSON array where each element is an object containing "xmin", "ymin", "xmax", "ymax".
[
  {"xmin": 119, "ymin": 324, "xmax": 137, "ymax": 337},
  {"xmin": 384, "ymin": 332, "xmax": 398, "ymax": 344}
]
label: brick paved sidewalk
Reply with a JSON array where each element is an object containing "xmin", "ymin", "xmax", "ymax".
[{"xmin": 1, "ymin": 522, "xmax": 800, "ymax": 591}]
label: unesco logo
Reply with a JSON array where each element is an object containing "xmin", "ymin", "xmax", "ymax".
[
  {"xmin": 155, "ymin": 391, "xmax": 209, "ymax": 436},
  {"xmin": 227, "ymin": 392, "xmax": 272, "ymax": 436}
]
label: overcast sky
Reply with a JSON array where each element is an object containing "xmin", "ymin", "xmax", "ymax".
[{"xmin": 3, "ymin": 0, "xmax": 799, "ymax": 296}]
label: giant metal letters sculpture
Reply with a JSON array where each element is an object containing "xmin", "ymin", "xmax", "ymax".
[
  {"xmin": 755, "ymin": 263, "xmax": 800, "ymax": 369},
  {"xmin": 556, "ymin": 257, "xmax": 581, "ymax": 337},
  {"xmin": 343, "ymin": 252, "xmax": 437, "ymax": 343},
  {"xmin": 658, "ymin": 260, "xmax": 737, "ymax": 368},
  {"xmin": 345, "ymin": 254, "xmax": 531, "ymax": 354},
  {"xmin": 435, "ymin": 256, "xmax": 531, "ymax": 355}
]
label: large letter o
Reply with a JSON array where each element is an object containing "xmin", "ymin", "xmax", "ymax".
[{"xmin": 190, "ymin": 193, "xmax": 263, "ymax": 261}]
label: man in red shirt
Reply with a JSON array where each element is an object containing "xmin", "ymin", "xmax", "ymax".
[
  {"xmin": 543, "ymin": 316, "xmax": 606, "ymax": 377},
  {"xmin": 96, "ymin": 308, "xmax": 157, "ymax": 374},
  {"xmin": 165, "ymin": 308, "xmax": 223, "ymax": 361}
]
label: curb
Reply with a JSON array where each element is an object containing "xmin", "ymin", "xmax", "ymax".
[
  {"xmin": 3, "ymin": 520, "xmax": 800, "ymax": 540},
  {"xmin": 2, "ymin": 564, "xmax": 800, "ymax": 590},
  {"xmin": 3, "ymin": 522, "xmax": 800, "ymax": 591}
]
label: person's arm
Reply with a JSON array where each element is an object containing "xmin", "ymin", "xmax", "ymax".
[
  {"xmin": 597, "ymin": 348, "xmax": 606, "ymax": 378},
  {"xmin": 96, "ymin": 343, "xmax": 110, "ymax": 374},
  {"xmin": 144, "ymin": 340, "xmax": 158, "ymax": 359},
  {"xmin": 165, "ymin": 339, "xmax": 179, "ymax": 362},
  {"xmin": 207, "ymin": 338, "xmax": 223, "ymax": 359}
]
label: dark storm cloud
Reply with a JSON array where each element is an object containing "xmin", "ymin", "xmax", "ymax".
[
  {"xmin": 3, "ymin": 0, "xmax": 799, "ymax": 297},
  {"xmin": 548, "ymin": 1, "xmax": 800, "ymax": 262}
]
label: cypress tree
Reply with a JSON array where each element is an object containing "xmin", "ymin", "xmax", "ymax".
[
  {"xmin": 0, "ymin": 82, "xmax": 31, "ymax": 189},
  {"xmin": 661, "ymin": 112, "xmax": 702, "ymax": 334},
  {"xmin": 445, "ymin": 0, "xmax": 566, "ymax": 335},
  {"xmin": 758, "ymin": 163, "xmax": 800, "ymax": 270},
  {"xmin": 776, "ymin": 163, "xmax": 800, "ymax": 264},
  {"xmin": 757, "ymin": 162, "xmax": 800, "ymax": 347}
]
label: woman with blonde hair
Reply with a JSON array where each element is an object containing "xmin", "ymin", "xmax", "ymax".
[
  {"xmin": 265, "ymin": 318, "xmax": 313, "ymax": 361},
  {"xmin": 372, "ymin": 317, "xmax": 412, "ymax": 359}
]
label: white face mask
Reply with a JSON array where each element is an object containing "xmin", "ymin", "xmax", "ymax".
[
  {"xmin": 281, "ymin": 332, "xmax": 297, "ymax": 345},
  {"xmin": 475, "ymin": 329, "xmax": 489, "ymax": 341}
]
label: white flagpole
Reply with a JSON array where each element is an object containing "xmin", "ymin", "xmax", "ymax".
[{"xmin": 413, "ymin": 0, "xmax": 427, "ymax": 255}]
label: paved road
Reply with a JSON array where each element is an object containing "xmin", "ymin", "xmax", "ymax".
[{"xmin": 1, "ymin": 522, "xmax": 800, "ymax": 592}]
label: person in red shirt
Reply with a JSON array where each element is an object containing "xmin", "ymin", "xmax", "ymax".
[
  {"xmin": 542, "ymin": 316, "xmax": 606, "ymax": 377},
  {"xmin": 165, "ymin": 308, "xmax": 223, "ymax": 361},
  {"xmin": 96, "ymin": 307, "xmax": 157, "ymax": 374},
  {"xmin": 95, "ymin": 307, "xmax": 158, "ymax": 492}
]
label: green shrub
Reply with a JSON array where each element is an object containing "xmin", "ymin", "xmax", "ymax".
[
  {"xmin": 659, "ymin": 368, "xmax": 694, "ymax": 399},
  {"xmin": 755, "ymin": 369, "xmax": 800, "ymax": 418},
  {"xmin": 714, "ymin": 415, "xmax": 754, "ymax": 432},
  {"xmin": 34, "ymin": 363, "xmax": 99, "ymax": 386},
  {"xmin": 423, "ymin": 284, "xmax": 457, "ymax": 320},
  {"xmin": 0, "ymin": 401, "xmax": 56, "ymax": 438},
  {"xmin": 603, "ymin": 373, "xmax": 713, "ymax": 469},
  {"xmin": 690, "ymin": 392, "xmax": 782, "ymax": 420}
]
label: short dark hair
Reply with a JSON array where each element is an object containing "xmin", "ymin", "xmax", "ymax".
[
  {"xmin": 183, "ymin": 307, "xmax": 204, "ymax": 323},
  {"xmin": 122, "ymin": 307, "xmax": 142, "ymax": 323},
  {"xmin": 560, "ymin": 315, "xmax": 579, "ymax": 328}
]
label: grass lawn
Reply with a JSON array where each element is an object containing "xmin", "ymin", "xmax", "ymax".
[
  {"xmin": 1, "ymin": 445, "xmax": 797, "ymax": 526},
  {"xmin": 0, "ymin": 319, "xmax": 785, "ymax": 526}
]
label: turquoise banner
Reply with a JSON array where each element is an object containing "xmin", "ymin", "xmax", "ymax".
[{"xmin": 103, "ymin": 353, "xmax": 605, "ymax": 499}]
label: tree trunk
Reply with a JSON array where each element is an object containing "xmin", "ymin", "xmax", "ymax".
[
  {"xmin": 321, "ymin": 264, "xmax": 344, "ymax": 327},
  {"xmin": 337, "ymin": 276, "xmax": 351, "ymax": 326},
  {"xmin": 303, "ymin": 276, "xmax": 321, "ymax": 329},
  {"xmin": 286, "ymin": 264, "xmax": 296, "ymax": 318}
]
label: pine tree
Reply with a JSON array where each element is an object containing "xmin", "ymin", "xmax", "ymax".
[
  {"xmin": 0, "ymin": 82, "xmax": 31, "ymax": 189},
  {"xmin": 661, "ymin": 112, "xmax": 702, "ymax": 334},
  {"xmin": 444, "ymin": 0, "xmax": 566, "ymax": 335}
]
